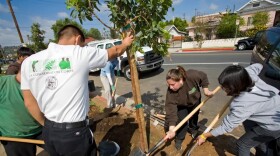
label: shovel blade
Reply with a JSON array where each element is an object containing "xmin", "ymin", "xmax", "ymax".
[{"xmin": 129, "ymin": 147, "xmax": 146, "ymax": 156}]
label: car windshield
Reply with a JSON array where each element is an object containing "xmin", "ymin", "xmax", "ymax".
[{"xmin": 114, "ymin": 41, "xmax": 122, "ymax": 45}]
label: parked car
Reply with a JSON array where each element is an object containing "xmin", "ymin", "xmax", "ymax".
[
  {"xmin": 250, "ymin": 26, "xmax": 280, "ymax": 156},
  {"xmin": 235, "ymin": 30, "xmax": 264, "ymax": 50},
  {"xmin": 87, "ymin": 39, "xmax": 164, "ymax": 80},
  {"xmin": 250, "ymin": 27, "xmax": 280, "ymax": 90}
]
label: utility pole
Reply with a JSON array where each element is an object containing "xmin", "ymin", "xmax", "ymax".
[{"xmin": 6, "ymin": 0, "xmax": 24, "ymax": 44}]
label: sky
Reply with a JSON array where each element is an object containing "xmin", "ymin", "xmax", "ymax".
[{"xmin": 0, "ymin": 0, "xmax": 249, "ymax": 47}]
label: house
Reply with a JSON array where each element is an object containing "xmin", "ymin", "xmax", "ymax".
[
  {"xmin": 186, "ymin": 12, "xmax": 227, "ymax": 40},
  {"xmin": 164, "ymin": 25, "xmax": 187, "ymax": 41},
  {"xmin": 84, "ymin": 37, "xmax": 95, "ymax": 44},
  {"xmin": 237, "ymin": 0, "xmax": 280, "ymax": 31}
]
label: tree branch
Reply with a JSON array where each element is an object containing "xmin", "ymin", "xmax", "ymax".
[{"xmin": 92, "ymin": 11, "xmax": 122, "ymax": 34}]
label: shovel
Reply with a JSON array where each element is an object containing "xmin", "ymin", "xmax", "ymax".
[
  {"xmin": 112, "ymin": 78, "xmax": 118, "ymax": 97},
  {"xmin": 130, "ymin": 86, "xmax": 221, "ymax": 156},
  {"xmin": 185, "ymin": 97, "xmax": 233, "ymax": 156},
  {"xmin": 0, "ymin": 136, "xmax": 44, "ymax": 144}
]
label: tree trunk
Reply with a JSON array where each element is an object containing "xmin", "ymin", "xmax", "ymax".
[{"xmin": 126, "ymin": 47, "xmax": 148, "ymax": 152}]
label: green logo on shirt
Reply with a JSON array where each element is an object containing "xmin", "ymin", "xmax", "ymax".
[
  {"xmin": 59, "ymin": 58, "xmax": 71, "ymax": 69},
  {"xmin": 189, "ymin": 87, "xmax": 196, "ymax": 94}
]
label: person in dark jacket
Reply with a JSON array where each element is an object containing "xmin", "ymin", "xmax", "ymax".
[
  {"xmin": 164, "ymin": 66, "xmax": 214, "ymax": 150},
  {"xmin": 6, "ymin": 47, "xmax": 34, "ymax": 75}
]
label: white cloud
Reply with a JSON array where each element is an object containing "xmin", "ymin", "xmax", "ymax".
[
  {"xmin": 173, "ymin": 0, "xmax": 183, "ymax": 5},
  {"xmin": 209, "ymin": 3, "xmax": 218, "ymax": 10},
  {"xmin": 0, "ymin": 3, "xmax": 9, "ymax": 13},
  {"xmin": 57, "ymin": 12, "xmax": 69, "ymax": 18},
  {"xmin": 0, "ymin": 19, "xmax": 14, "ymax": 28},
  {"xmin": 0, "ymin": 27, "xmax": 30, "ymax": 46}
]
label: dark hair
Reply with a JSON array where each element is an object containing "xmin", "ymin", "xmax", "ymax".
[
  {"xmin": 166, "ymin": 66, "xmax": 186, "ymax": 82},
  {"xmin": 17, "ymin": 47, "xmax": 35, "ymax": 57},
  {"xmin": 218, "ymin": 65, "xmax": 254, "ymax": 96},
  {"xmin": 57, "ymin": 24, "xmax": 85, "ymax": 42}
]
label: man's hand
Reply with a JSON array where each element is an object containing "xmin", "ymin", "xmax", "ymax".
[
  {"xmin": 111, "ymin": 85, "xmax": 116, "ymax": 92},
  {"xmin": 122, "ymin": 32, "xmax": 134, "ymax": 47},
  {"xmin": 117, "ymin": 70, "xmax": 121, "ymax": 77}
]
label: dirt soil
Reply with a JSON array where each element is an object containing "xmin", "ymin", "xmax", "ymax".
[{"xmin": 89, "ymin": 96, "xmax": 238, "ymax": 156}]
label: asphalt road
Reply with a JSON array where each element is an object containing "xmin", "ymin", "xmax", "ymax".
[{"xmin": 89, "ymin": 50, "xmax": 252, "ymax": 137}]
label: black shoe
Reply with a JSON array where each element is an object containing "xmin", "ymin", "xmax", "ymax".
[
  {"xmin": 175, "ymin": 140, "xmax": 182, "ymax": 151},
  {"xmin": 191, "ymin": 130, "xmax": 198, "ymax": 139}
]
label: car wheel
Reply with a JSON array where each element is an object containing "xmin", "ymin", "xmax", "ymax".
[
  {"xmin": 123, "ymin": 65, "xmax": 131, "ymax": 81},
  {"xmin": 238, "ymin": 43, "xmax": 247, "ymax": 50}
]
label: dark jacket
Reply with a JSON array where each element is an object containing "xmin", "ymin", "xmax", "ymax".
[
  {"xmin": 165, "ymin": 69, "xmax": 209, "ymax": 126},
  {"xmin": 6, "ymin": 61, "xmax": 21, "ymax": 75}
]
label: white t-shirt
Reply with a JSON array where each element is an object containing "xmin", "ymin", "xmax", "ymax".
[{"xmin": 21, "ymin": 42, "xmax": 108, "ymax": 123}]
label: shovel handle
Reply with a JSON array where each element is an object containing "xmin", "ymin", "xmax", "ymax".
[
  {"xmin": 0, "ymin": 136, "xmax": 44, "ymax": 144},
  {"xmin": 111, "ymin": 78, "xmax": 118, "ymax": 97},
  {"xmin": 186, "ymin": 97, "xmax": 233, "ymax": 156},
  {"xmin": 173, "ymin": 86, "xmax": 221, "ymax": 132},
  {"xmin": 203, "ymin": 97, "xmax": 233, "ymax": 133}
]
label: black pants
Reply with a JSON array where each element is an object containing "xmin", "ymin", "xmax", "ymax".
[
  {"xmin": 176, "ymin": 100, "xmax": 200, "ymax": 142},
  {"xmin": 1, "ymin": 132, "xmax": 42, "ymax": 156},
  {"xmin": 237, "ymin": 120, "xmax": 280, "ymax": 156},
  {"xmin": 43, "ymin": 119, "xmax": 97, "ymax": 156}
]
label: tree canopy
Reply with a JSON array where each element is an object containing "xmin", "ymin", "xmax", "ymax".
[
  {"xmin": 66, "ymin": 0, "xmax": 172, "ymax": 56},
  {"xmin": 252, "ymin": 11, "xmax": 269, "ymax": 27},
  {"xmin": 27, "ymin": 23, "xmax": 46, "ymax": 52},
  {"xmin": 165, "ymin": 17, "xmax": 188, "ymax": 32},
  {"xmin": 216, "ymin": 12, "xmax": 244, "ymax": 39},
  {"xmin": 51, "ymin": 18, "xmax": 87, "ymax": 42},
  {"xmin": 87, "ymin": 28, "xmax": 102, "ymax": 40}
]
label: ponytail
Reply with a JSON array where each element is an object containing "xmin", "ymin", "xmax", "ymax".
[{"xmin": 166, "ymin": 66, "xmax": 186, "ymax": 82}]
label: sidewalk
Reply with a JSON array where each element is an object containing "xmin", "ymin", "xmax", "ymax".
[{"xmin": 169, "ymin": 47, "xmax": 236, "ymax": 53}]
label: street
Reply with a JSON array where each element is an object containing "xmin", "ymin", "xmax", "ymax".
[{"xmin": 89, "ymin": 50, "xmax": 252, "ymax": 137}]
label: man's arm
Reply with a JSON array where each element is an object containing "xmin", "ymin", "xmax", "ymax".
[
  {"xmin": 107, "ymin": 33, "xmax": 134, "ymax": 60},
  {"xmin": 22, "ymin": 90, "xmax": 45, "ymax": 126}
]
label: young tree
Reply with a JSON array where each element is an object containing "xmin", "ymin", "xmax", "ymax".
[
  {"xmin": 66, "ymin": 0, "xmax": 172, "ymax": 152},
  {"xmin": 110, "ymin": 29, "xmax": 119, "ymax": 39},
  {"xmin": 87, "ymin": 28, "xmax": 102, "ymax": 40},
  {"xmin": 216, "ymin": 12, "xmax": 244, "ymax": 39},
  {"xmin": 253, "ymin": 11, "xmax": 269, "ymax": 27},
  {"xmin": 51, "ymin": 18, "xmax": 87, "ymax": 42},
  {"xmin": 194, "ymin": 22, "xmax": 207, "ymax": 48},
  {"xmin": 27, "ymin": 23, "xmax": 46, "ymax": 52}
]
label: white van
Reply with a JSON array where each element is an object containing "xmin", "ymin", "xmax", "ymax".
[{"xmin": 87, "ymin": 39, "xmax": 164, "ymax": 80}]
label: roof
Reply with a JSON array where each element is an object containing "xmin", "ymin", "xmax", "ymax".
[
  {"xmin": 164, "ymin": 25, "xmax": 187, "ymax": 34},
  {"xmin": 84, "ymin": 37, "xmax": 95, "ymax": 44},
  {"xmin": 237, "ymin": 0, "xmax": 280, "ymax": 12}
]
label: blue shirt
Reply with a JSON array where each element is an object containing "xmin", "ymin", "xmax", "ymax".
[{"xmin": 100, "ymin": 58, "xmax": 119, "ymax": 77}]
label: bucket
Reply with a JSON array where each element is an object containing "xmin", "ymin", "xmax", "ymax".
[
  {"xmin": 98, "ymin": 140, "xmax": 120, "ymax": 156},
  {"xmin": 88, "ymin": 80, "xmax": 95, "ymax": 92}
]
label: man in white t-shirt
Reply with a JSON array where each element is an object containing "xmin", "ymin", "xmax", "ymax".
[{"xmin": 21, "ymin": 25, "xmax": 134, "ymax": 156}]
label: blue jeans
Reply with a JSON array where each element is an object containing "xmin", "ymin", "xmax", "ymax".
[{"xmin": 237, "ymin": 120, "xmax": 280, "ymax": 156}]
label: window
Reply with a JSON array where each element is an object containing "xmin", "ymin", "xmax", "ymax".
[
  {"xmin": 105, "ymin": 43, "xmax": 114, "ymax": 49},
  {"xmin": 268, "ymin": 42, "xmax": 280, "ymax": 71},
  {"xmin": 253, "ymin": 3, "xmax": 260, "ymax": 7},
  {"xmin": 97, "ymin": 44, "xmax": 104, "ymax": 49},
  {"xmin": 247, "ymin": 17, "xmax": 253, "ymax": 26},
  {"xmin": 255, "ymin": 30, "xmax": 280, "ymax": 59}
]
